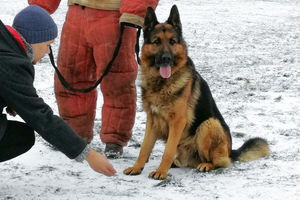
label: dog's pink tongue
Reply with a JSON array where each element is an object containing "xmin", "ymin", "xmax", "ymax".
[{"xmin": 160, "ymin": 66, "xmax": 171, "ymax": 78}]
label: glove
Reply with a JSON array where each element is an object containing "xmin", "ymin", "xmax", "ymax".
[
  {"xmin": 119, "ymin": 13, "xmax": 144, "ymax": 29},
  {"xmin": 120, "ymin": 22, "xmax": 141, "ymax": 29}
]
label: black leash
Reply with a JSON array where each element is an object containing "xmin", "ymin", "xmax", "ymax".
[
  {"xmin": 135, "ymin": 27, "xmax": 141, "ymax": 65},
  {"xmin": 49, "ymin": 23, "xmax": 141, "ymax": 93}
]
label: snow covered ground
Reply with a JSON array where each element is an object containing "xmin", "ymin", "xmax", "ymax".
[{"xmin": 1, "ymin": 0, "xmax": 300, "ymax": 199}]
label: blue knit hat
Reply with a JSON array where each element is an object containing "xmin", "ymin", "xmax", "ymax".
[{"xmin": 12, "ymin": 5, "xmax": 58, "ymax": 44}]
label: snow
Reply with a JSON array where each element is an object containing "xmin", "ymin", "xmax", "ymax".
[{"xmin": 1, "ymin": 0, "xmax": 300, "ymax": 199}]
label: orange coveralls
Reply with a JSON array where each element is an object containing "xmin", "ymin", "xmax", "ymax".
[{"xmin": 28, "ymin": 0, "xmax": 159, "ymax": 146}]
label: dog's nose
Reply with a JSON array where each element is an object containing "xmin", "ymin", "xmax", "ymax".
[{"xmin": 161, "ymin": 53, "xmax": 172, "ymax": 64}]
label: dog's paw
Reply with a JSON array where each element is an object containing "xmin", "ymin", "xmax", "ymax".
[
  {"xmin": 148, "ymin": 170, "xmax": 167, "ymax": 180},
  {"xmin": 197, "ymin": 163, "xmax": 214, "ymax": 172},
  {"xmin": 123, "ymin": 167, "xmax": 143, "ymax": 175}
]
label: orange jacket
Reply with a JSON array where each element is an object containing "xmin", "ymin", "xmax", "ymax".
[{"xmin": 28, "ymin": 0, "xmax": 159, "ymax": 27}]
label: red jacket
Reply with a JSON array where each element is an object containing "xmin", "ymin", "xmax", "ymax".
[{"xmin": 28, "ymin": 0, "xmax": 159, "ymax": 27}]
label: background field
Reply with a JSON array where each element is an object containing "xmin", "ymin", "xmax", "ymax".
[{"xmin": 0, "ymin": 0, "xmax": 299, "ymax": 199}]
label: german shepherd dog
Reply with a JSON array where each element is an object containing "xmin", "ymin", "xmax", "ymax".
[{"xmin": 124, "ymin": 5, "xmax": 270, "ymax": 180}]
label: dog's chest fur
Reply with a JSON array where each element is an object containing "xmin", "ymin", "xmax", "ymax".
[
  {"xmin": 141, "ymin": 69, "xmax": 190, "ymax": 114},
  {"xmin": 140, "ymin": 68, "xmax": 193, "ymax": 140}
]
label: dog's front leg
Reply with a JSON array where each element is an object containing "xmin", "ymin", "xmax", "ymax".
[
  {"xmin": 149, "ymin": 117, "xmax": 186, "ymax": 180},
  {"xmin": 124, "ymin": 112, "xmax": 157, "ymax": 175}
]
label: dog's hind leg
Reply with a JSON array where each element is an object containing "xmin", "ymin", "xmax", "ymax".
[{"xmin": 195, "ymin": 118, "xmax": 231, "ymax": 172}]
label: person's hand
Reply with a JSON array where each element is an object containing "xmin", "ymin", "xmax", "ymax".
[
  {"xmin": 85, "ymin": 149, "xmax": 116, "ymax": 176},
  {"xmin": 120, "ymin": 22, "xmax": 141, "ymax": 29},
  {"xmin": 6, "ymin": 107, "xmax": 17, "ymax": 117}
]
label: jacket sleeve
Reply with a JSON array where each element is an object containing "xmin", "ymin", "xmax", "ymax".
[
  {"xmin": 120, "ymin": 0, "xmax": 159, "ymax": 28},
  {"xmin": 0, "ymin": 55, "xmax": 86, "ymax": 159},
  {"xmin": 28, "ymin": 0, "xmax": 61, "ymax": 14}
]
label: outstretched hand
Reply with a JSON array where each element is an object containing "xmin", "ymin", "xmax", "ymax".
[{"xmin": 86, "ymin": 149, "xmax": 116, "ymax": 176}]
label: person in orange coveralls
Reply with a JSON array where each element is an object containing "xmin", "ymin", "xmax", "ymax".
[{"xmin": 28, "ymin": 0, "xmax": 159, "ymax": 158}]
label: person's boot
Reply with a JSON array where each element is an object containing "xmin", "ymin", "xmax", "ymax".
[{"xmin": 104, "ymin": 143, "xmax": 123, "ymax": 159}]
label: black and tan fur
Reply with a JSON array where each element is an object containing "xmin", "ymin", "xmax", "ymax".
[{"xmin": 124, "ymin": 5, "xmax": 270, "ymax": 180}]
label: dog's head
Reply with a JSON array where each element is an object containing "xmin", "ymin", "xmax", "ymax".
[{"xmin": 141, "ymin": 5, "xmax": 187, "ymax": 79}]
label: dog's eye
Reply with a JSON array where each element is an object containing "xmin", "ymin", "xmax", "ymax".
[
  {"xmin": 169, "ymin": 38, "xmax": 177, "ymax": 45},
  {"xmin": 152, "ymin": 38, "xmax": 161, "ymax": 45}
]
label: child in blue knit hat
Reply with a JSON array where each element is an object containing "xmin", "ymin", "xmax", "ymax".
[
  {"xmin": 0, "ymin": 5, "xmax": 116, "ymax": 176},
  {"xmin": 12, "ymin": 5, "xmax": 58, "ymax": 64}
]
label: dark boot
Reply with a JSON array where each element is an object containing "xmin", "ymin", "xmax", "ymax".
[{"xmin": 104, "ymin": 143, "xmax": 123, "ymax": 159}]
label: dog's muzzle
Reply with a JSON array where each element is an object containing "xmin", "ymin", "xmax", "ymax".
[{"xmin": 156, "ymin": 52, "xmax": 174, "ymax": 79}]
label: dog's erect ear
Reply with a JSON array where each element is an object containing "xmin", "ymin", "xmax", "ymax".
[
  {"xmin": 167, "ymin": 5, "xmax": 182, "ymax": 31},
  {"xmin": 144, "ymin": 6, "xmax": 159, "ymax": 32}
]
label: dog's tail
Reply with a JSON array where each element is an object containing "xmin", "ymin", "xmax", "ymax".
[{"xmin": 230, "ymin": 137, "xmax": 270, "ymax": 162}]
